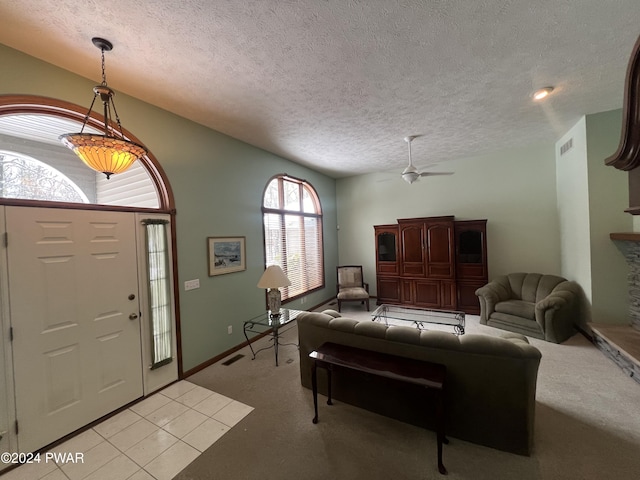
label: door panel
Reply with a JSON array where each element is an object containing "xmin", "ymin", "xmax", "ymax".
[
  {"xmin": 440, "ymin": 281, "xmax": 457, "ymax": 310},
  {"xmin": 400, "ymin": 224, "xmax": 425, "ymax": 276},
  {"xmin": 425, "ymin": 222, "xmax": 454, "ymax": 278},
  {"xmin": 6, "ymin": 207, "xmax": 143, "ymax": 453},
  {"xmin": 457, "ymin": 281, "xmax": 483, "ymax": 314},
  {"xmin": 414, "ymin": 280, "xmax": 440, "ymax": 307},
  {"xmin": 376, "ymin": 277, "xmax": 401, "ymax": 304}
]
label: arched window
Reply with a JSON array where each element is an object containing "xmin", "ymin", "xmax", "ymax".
[
  {"xmin": 0, "ymin": 96, "xmax": 174, "ymax": 211},
  {"xmin": 262, "ymin": 174, "xmax": 324, "ymax": 302},
  {"xmin": 0, "ymin": 150, "xmax": 90, "ymax": 203}
]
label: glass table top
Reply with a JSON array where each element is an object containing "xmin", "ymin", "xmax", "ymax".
[
  {"xmin": 245, "ymin": 308, "xmax": 305, "ymax": 327},
  {"xmin": 371, "ymin": 304, "xmax": 465, "ymax": 334}
]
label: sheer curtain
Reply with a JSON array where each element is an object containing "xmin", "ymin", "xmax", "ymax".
[{"xmin": 143, "ymin": 219, "xmax": 173, "ymax": 369}]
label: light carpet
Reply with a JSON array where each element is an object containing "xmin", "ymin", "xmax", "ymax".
[{"xmin": 179, "ymin": 303, "xmax": 640, "ymax": 480}]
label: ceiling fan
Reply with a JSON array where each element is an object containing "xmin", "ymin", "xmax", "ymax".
[{"xmin": 401, "ymin": 135, "xmax": 454, "ymax": 184}]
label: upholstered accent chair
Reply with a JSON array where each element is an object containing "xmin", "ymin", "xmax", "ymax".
[
  {"xmin": 336, "ymin": 265, "xmax": 369, "ymax": 312},
  {"xmin": 476, "ymin": 272, "xmax": 580, "ymax": 344}
]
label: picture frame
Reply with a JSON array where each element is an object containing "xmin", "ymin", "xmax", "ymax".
[{"xmin": 208, "ymin": 236, "xmax": 246, "ymax": 276}]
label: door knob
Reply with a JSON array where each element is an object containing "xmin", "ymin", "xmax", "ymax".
[
  {"xmin": 129, "ymin": 313, "xmax": 138, "ymax": 320},
  {"xmin": 129, "ymin": 294, "xmax": 136, "ymax": 300}
]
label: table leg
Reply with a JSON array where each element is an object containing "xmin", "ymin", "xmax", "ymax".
[
  {"xmin": 273, "ymin": 326, "xmax": 279, "ymax": 367},
  {"xmin": 327, "ymin": 366, "xmax": 333, "ymax": 405},
  {"xmin": 435, "ymin": 388, "xmax": 448, "ymax": 475},
  {"xmin": 312, "ymin": 362, "xmax": 319, "ymax": 424},
  {"xmin": 243, "ymin": 323, "xmax": 257, "ymax": 360}
]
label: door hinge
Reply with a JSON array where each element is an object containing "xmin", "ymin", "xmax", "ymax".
[
  {"xmin": 14, "ymin": 420, "xmax": 18, "ymax": 435},
  {"xmin": 9, "ymin": 327, "xmax": 13, "ymax": 342},
  {"xmin": 3, "ymin": 232, "xmax": 7, "ymax": 248}
]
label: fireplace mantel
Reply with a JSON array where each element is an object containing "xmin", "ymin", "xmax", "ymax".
[
  {"xmin": 605, "ymin": 33, "xmax": 640, "ymax": 214},
  {"xmin": 610, "ymin": 232, "xmax": 640, "ymax": 241}
]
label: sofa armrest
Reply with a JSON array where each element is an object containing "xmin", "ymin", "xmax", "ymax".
[
  {"xmin": 535, "ymin": 290, "xmax": 572, "ymax": 312},
  {"xmin": 475, "ymin": 278, "xmax": 510, "ymax": 323},
  {"xmin": 534, "ymin": 281, "xmax": 579, "ymax": 342}
]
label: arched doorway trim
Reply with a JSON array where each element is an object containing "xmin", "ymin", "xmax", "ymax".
[{"xmin": 0, "ymin": 94, "xmax": 175, "ymax": 212}]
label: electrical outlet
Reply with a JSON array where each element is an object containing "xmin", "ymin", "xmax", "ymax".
[
  {"xmin": 227, "ymin": 325, "xmax": 233, "ymax": 335},
  {"xmin": 184, "ymin": 279, "xmax": 200, "ymax": 291}
]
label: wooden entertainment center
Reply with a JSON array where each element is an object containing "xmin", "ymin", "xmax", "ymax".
[{"xmin": 374, "ymin": 216, "xmax": 487, "ymax": 314}]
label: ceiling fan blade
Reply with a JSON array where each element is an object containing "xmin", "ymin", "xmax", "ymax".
[{"xmin": 419, "ymin": 172, "xmax": 454, "ymax": 177}]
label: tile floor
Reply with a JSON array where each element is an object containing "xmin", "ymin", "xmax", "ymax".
[{"xmin": 1, "ymin": 381, "xmax": 253, "ymax": 480}]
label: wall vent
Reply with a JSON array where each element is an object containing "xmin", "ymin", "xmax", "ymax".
[{"xmin": 560, "ymin": 138, "xmax": 574, "ymax": 156}]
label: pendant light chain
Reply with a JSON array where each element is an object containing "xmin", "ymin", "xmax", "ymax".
[
  {"xmin": 101, "ymin": 45, "xmax": 107, "ymax": 86},
  {"xmin": 59, "ymin": 36, "xmax": 148, "ymax": 179},
  {"xmin": 98, "ymin": 43, "xmax": 125, "ymax": 135}
]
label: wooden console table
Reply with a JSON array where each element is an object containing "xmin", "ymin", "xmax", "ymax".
[{"xmin": 309, "ymin": 342, "xmax": 449, "ymax": 475}]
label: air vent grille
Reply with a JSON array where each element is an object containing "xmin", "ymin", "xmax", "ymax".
[{"xmin": 560, "ymin": 138, "xmax": 573, "ymax": 156}]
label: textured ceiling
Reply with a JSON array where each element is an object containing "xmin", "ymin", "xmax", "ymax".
[{"xmin": 0, "ymin": 0, "xmax": 639, "ymax": 178}]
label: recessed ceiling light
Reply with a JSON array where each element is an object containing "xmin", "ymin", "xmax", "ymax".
[{"xmin": 532, "ymin": 87, "xmax": 554, "ymax": 101}]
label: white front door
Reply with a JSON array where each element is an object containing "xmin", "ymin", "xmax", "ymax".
[{"xmin": 6, "ymin": 206, "xmax": 143, "ymax": 453}]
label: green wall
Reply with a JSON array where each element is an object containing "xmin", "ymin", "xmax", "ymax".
[
  {"xmin": 555, "ymin": 112, "xmax": 631, "ymax": 328},
  {"xmin": 555, "ymin": 117, "xmax": 593, "ymax": 326},
  {"xmin": 336, "ymin": 144, "xmax": 562, "ymax": 293},
  {"xmin": 586, "ymin": 110, "xmax": 631, "ymax": 324},
  {"xmin": 0, "ymin": 44, "xmax": 339, "ymax": 371}
]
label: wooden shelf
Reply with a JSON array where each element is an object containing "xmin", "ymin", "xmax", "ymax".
[{"xmin": 610, "ymin": 232, "xmax": 640, "ymax": 241}]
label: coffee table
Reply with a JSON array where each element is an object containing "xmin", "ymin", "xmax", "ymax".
[
  {"xmin": 243, "ymin": 308, "xmax": 304, "ymax": 366},
  {"xmin": 372, "ymin": 304, "xmax": 465, "ymax": 335}
]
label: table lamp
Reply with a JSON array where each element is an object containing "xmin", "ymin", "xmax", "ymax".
[{"xmin": 257, "ymin": 265, "xmax": 291, "ymax": 314}]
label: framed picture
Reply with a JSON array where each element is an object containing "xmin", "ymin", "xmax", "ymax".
[{"xmin": 208, "ymin": 236, "xmax": 246, "ymax": 276}]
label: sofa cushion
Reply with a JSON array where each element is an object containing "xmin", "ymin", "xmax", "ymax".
[
  {"xmin": 488, "ymin": 312, "xmax": 544, "ymax": 339},
  {"xmin": 505, "ymin": 272, "xmax": 568, "ymax": 303},
  {"xmin": 494, "ymin": 299, "xmax": 535, "ymax": 319},
  {"xmin": 534, "ymin": 275, "xmax": 568, "ymax": 303},
  {"xmin": 337, "ymin": 286, "xmax": 368, "ymax": 300}
]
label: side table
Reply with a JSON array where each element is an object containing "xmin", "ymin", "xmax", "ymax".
[
  {"xmin": 309, "ymin": 342, "xmax": 449, "ymax": 475},
  {"xmin": 243, "ymin": 308, "xmax": 303, "ymax": 366}
]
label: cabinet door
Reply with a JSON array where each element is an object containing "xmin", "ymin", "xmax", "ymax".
[
  {"xmin": 457, "ymin": 280, "xmax": 484, "ymax": 314},
  {"xmin": 400, "ymin": 223, "xmax": 426, "ymax": 276},
  {"xmin": 377, "ymin": 277, "xmax": 401, "ymax": 304},
  {"xmin": 401, "ymin": 279, "xmax": 415, "ymax": 304},
  {"xmin": 414, "ymin": 280, "xmax": 440, "ymax": 308},
  {"xmin": 440, "ymin": 281, "xmax": 457, "ymax": 310},
  {"xmin": 375, "ymin": 225, "xmax": 399, "ymax": 275},
  {"xmin": 425, "ymin": 221, "xmax": 455, "ymax": 278},
  {"xmin": 455, "ymin": 220, "xmax": 487, "ymax": 279}
]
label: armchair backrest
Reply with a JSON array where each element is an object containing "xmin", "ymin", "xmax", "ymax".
[
  {"xmin": 337, "ymin": 265, "xmax": 364, "ymax": 290},
  {"xmin": 505, "ymin": 272, "xmax": 567, "ymax": 303}
]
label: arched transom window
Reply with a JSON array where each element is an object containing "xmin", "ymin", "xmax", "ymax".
[
  {"xmin": 0, "ymin": 150, "xmax": 90, "ymax": 203},
  {"xmin": 262, "ymin": 174, "xmax": 324, "ymax": 302}
]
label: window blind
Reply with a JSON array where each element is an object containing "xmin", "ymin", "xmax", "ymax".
[{"xmin": 262, "ymin": 176, "xmax": 324, "ymax": 301}]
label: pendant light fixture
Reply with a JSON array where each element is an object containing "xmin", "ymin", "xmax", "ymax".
[{"xmin": 59, "ymin": 37, "xmax": 147, "ymax": 179}]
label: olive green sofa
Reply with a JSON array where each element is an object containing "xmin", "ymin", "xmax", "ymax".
[
  {"xmin": 297, "ymin": 310, "xmax": 542, "ymax": 455},
  {"xmin": 475, "ymin": 272, "xmax": 580, "ymax": 344}
]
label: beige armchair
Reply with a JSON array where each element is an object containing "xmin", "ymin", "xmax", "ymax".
[
  {"xmin": 336, "ymin": 265, "xmax": 369, "ymax": 312},
  {"xmin": 476, "ymin": 272, "xmax": 580, "ymax": 343}
]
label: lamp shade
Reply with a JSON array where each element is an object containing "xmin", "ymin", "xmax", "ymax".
[
  {"xmin": 59, "ymin": 133, "xmax": 146, "ymax": 179},
  {"xmin": 257, "ymin": 265, "xmax": 291, "ymax": 289}
]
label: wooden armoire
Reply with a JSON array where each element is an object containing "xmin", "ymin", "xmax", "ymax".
[{"xmin": 374, "ymin": 216, "xmax": 487, "ymax": 314}]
